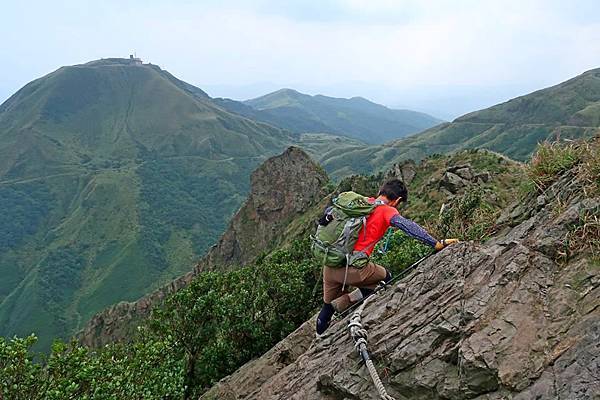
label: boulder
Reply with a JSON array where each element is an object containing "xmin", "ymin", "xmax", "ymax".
[
  {"xmin": 440, "ymin": 171, "xmax": 468, "ymax": 193},
  {"xmin": 454, "ymin": 166, "xmax": 474, "ymax": 181},
  {"xmin": 475, "ymin": 171, "xmax": 492, "ymax": 184},
  {"xmin": 388, "ymin": 160, "xmax": 417, "ymax": 185}
]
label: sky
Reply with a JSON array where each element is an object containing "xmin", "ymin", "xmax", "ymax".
[{"xmin": 1, "ymin": 0, "xmax": 600, "ymax": 119}]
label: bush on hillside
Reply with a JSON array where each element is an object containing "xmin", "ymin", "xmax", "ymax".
[
  {"xmin": 0, "ymin": 334, "xmax": 184, "ymax": 400},
  {"xmin": 371, "ymin": 230, "xmax": 432, "ymax": 274},
  {"xmin": 0, "ymin": 239, "xmax": 321, "ymax": 400},
  {"xmin": 148, "ymin": 239, "xmax": 321, "ymax": 398}
]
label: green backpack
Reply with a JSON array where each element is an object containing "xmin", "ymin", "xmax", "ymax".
[{"xmin": 311, "ymin": 191, "xmax": 381, "ymax": 268}]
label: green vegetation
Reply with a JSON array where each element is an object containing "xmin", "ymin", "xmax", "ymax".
[
  {"xmin": 319, "ymin": 68, "xmax": 600, "ymax": 177},
  {"xmin": 0, "ymin": 183, "xmax": 53, "ymax": 253},
  {"xmin": 0, "ymin": 334, "xmax": 184, "ymax": 400},
  {"xmin": 150, "ymin": 239, "xmax": 321, "ymax": 397},
  {"xmin": 0, "ymin": 239, "xmax": 321, "ymax": 399},
  {"xmin": 435, "ymin": 188, "xmax": 498, "ymax": 241},
  {"xmin": 567, "ymin": 211, "xmax": 600, "ymax": 258},
  {"xmin": 0, "ymin": 58, "xmax": 294, "ymax": 351},
  {"xmin": 526, "ymin": 137, "xmax": 600, "ymax": 258},
  {"xmin": 528, "ymin": 141, "xmax": 582, "ymax": 191},
  {"xmin": 527, "ymin": 136, "xmax": 600, "ymax": 194},
  {"xmin": 2, "ymin": 137, "xmax": 597, "ymax": 399},
  {"xmin": 216, "ymin": 89, "xmax": 443, "ymax": 144},
  {"xmin": 371, "ymin": 231, "xmax": 432, "ymax": 275}
]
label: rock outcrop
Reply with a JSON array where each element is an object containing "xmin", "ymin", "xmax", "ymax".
[
  {"xmin": 388, "ymin": 160, "xmax": 418, "ymax": 185},
  {"xmin": 202, "ymin": 146, "xmax": 328, "ymax": 270},
  {"xmin": 439, "ymin": 163, "xmax": 492, "ymax": 195},
  {"xmin": 78, "ymin": 147, "xmax": 328, "ymax": 347},
  {"xmin": 201, "ymin": 166, "xmax": 599, "ymax": 399}
]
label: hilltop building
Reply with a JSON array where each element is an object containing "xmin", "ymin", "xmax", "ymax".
[{"xmin": 129, "ymin": 54, "xmax": 142, "ymax": 66}]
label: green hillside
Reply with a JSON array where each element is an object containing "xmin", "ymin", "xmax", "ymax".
[
  {"xmin": 320, "ymin": 68, "xmax": 600, "ymax": 177},
  {"xmin": 214, "ymin": 89, "xmax": 443, "ymax": 144},
  {"xmin": 0, "ymin": 58, "xmax": 294, "ymax": 351}
]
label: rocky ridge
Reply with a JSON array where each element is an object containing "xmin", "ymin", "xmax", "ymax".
[
  {"xmin": 78, "ymin": 147, "xmax": 328, "ymax": 347},
  {"xmin": 201, "ymin": 162, "xmax": 599, "ymax": 399},
  {"xmin": 202, "ymin": 146, "xmax": 328, "ymax": 270}
]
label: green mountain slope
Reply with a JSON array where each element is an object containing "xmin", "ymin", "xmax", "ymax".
[
  {"xmin": 0, "ymin": 58, "xmax": 294, "ymax": 351},
  {"xmin": 321, "ymin": 68, "xmax": 600, "ymax": 177},
  {"xmin": 214, "ymin": 89, "xmax": 443, "ymax": 144}
]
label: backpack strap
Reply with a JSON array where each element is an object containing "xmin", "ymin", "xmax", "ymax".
[{"xmin": 342, "ymin": 254, "xmax": 350, "ymax": 292}]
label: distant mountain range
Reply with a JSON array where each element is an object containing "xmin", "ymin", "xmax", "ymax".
[
  {"xmin": 319, "ymin": 68, "xmax": 600, "ymax": 177},
  {"xmin": 214, "ymin": 88, "xmax": 443, "ymax": 144}
]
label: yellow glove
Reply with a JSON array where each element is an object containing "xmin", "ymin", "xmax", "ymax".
[{"xmin": 435, "ymin": 238, "xmax": 460, "ymax": 251}]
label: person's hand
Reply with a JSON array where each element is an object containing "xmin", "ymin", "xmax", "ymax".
[{"xmin": 434, "ymin": 238, "xmax": 460, "ymax": 251}]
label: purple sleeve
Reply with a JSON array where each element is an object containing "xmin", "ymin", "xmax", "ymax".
[{"xmin": 390, "ymin": 215, "xmax": 438, "ymax": 247}]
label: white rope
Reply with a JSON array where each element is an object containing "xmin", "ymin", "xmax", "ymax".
[
  {"xmin": 366, "ymin": 359, "xmax": 396, "ymax": 400},
  {"xmin": 348, "ymin": 287, "xmax": 396, "ymax": 400}
]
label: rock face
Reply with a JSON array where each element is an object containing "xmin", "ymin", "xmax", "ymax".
[
  {"xmin": 201, "ymin": 168, "xmax": 599, "ymax": 399},
  {"xmin": 202, "ymin": 146, "xmax": 328, "ymax": 270},
  {"xmin": 438, "ymin": 163, "xmax": 498, "ymax": 197},
  {"xmin": 389, "ymin": 160, "xmax": 418, "ymax": 185},
  {"xmin": 78, "ymin": 147, "xmax": 328, "ymax": 347}
]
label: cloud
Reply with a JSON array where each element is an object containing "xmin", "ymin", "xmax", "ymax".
[{"xmin": 1, "ymin": 0, "xmax": 599, "ymax": 117}]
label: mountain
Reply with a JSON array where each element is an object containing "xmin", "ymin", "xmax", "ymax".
[
  {"xmin": 76, "ymin": 67, "xmax": 600, "ymax": 352},
  {"xmin": 214, "ymin": 89, "xmax": 443, "ymax": 144},
  {"xmin": 201, "ymin": 140, "xmax": 600, "ymax": 400},
  {"xmin": 0, "ymin": 58, "xmax": 295, "ymax": 351},
  {"xmin": 320, "ymin": 68, "xmax": 600, "ymax": 177}
]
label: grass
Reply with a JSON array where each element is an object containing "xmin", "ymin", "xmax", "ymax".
[
  {"xmin": 567, "ymin": 211, "xmax": 600, "ymax": 258},
  {"xmin": 524, "ymin": 137, "xmax": 600, "ymax": 261},
  {"xmin": 525, "ymin": 135, "xmax": 599, "ymax": 198},
  {"xmin": 528, "ymin": 141, "xmax": 583, "ymax": 191}
]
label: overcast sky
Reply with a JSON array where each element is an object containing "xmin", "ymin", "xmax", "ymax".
[{"xmin": 2, "ymin": 0, "xmax": 600, "ymax": 119}]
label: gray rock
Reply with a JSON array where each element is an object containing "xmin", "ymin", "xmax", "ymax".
[
  {"xmin": 454, "ymin": 167, "xmax": 474, "ymax": 181},
  {"xmin": 202, "ymin": 166, "xmax": 600, "ymax": 400},
  {"xmin": 441, "ymin": 172, "xmax": 468, "ymax": 193},
  {"xmin": 475, "ymin": 172, "xmax": 492, "ymax": 184},
  {"xmin": 388, "ymin": 160, "xmax": 417, "ymax": 185}
]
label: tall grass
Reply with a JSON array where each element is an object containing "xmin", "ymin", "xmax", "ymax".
[{"xmin": 528, "ymin": 141, "xmax": 582, "ymax": 191}]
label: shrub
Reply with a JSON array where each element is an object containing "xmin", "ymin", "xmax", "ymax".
[
  {"xmin": 0, "ymin": 334, "xmax": 184, "ymax": 400},
  {"xmin": 148, "ymin": 239, "xmax": 321, "ymax": 398},
  {"xmin": 371, "ymin": 230, "xmax": 432, "ymax": 275}
]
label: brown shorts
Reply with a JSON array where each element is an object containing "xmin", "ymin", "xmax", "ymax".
[{"xmin": 322, "ymin": 262, "xmax": 387, "ymax": 303}]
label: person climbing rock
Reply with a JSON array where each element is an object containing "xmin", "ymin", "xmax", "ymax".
[{"xmin": 312, "ymin": 179, "xmax": 458, "ymax": 336}]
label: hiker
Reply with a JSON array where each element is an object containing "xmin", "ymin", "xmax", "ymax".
[{"xmin": 313, "ymin": 179, "xmax": 458, "ymax": 335}]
